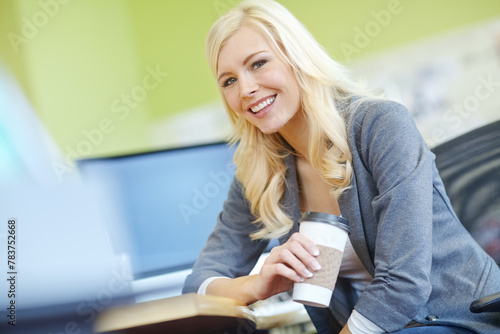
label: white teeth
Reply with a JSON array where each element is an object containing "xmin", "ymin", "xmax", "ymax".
[{"xmin": 250, "ymin": 96, "xmax": 275, "ymax": 113}]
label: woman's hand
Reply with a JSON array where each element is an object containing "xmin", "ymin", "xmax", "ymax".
[
  {"xmin": 250, "ymin": 232, "xmax": 322, "ymax": 301},
  {"xmin": 340, "ymin": 324, "xmax": 352, "ymax": 334}
]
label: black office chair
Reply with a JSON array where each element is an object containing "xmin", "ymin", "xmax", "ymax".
[{"xmin": 432, "ymin": 120, "xmax": 500, "ymax": 313}]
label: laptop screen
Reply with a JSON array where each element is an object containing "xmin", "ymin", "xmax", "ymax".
[{"xmin": 77, "ymin": 142, "xmax": 236, "ymax": 279}]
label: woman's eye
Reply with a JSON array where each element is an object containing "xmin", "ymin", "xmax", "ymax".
[
  {"xmin": 252, "ymin": 59, "xmax": 267, "ymax": 69},
  {"xmin": 222, "ymin": 77, "xmax": 237, "ymax": 87}
]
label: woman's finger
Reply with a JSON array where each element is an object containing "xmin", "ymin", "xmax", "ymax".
[
  {"xmin": 277, "ymin": 247, "xmax": 314, "ymax": 279},
  {"xmin": 263, "ymin": 261, "xmax": 304, "ymax": 283},
  {"xmin": 286, "ymin": 239, "xmax": 322, "ymax": 273},
  {"xmin": 288, "ymin": 232, "xmax": 320, "ymax": 256},
  {"xmin": 267, "ymin": 234, "xmax": 321, "ymax": 278}
]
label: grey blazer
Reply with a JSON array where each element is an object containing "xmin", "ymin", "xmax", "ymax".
[{"xmin": 183, "ymin": 99, "xmax": 500, "ymax": 333}]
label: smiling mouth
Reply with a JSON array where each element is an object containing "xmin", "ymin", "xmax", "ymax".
[{"xmin": 249, "ymin": 95, "xmax": 276, "ymax": 114}]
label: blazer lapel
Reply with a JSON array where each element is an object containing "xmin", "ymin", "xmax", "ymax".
[
  {"xmin": 280, "ymin": 152, "xmax": 302, "ymax": 244},
  {"xmin": 281, "ymin": 152, "xmax": 375, "ymax": 277}
]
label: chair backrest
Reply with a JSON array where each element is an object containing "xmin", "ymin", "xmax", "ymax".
[{"xmin": 432, "ymin": 120, "xmax": 500, "ymax": 265}]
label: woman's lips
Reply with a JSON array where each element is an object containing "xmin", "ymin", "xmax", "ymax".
[{"xmin": 247, "ymin": 95, "xmax": 276, "ymax": 118}]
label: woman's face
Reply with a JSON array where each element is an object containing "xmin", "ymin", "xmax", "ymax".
[{"xmin": 217, "ymin": 24, "xmax": 302, "ymax": 134}]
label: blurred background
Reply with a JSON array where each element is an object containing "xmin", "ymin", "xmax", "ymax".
[
  {"xmin": 0, "ymin": 1, "xmax": 499, "ymax": 333},
  {"xmin": 0, "ymin": 0, "xmax": 499, "ymax": 183}
]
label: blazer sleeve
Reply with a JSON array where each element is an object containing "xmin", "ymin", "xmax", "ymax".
[
  {"xmin": 351, "ymin": 100, "xmax": 434, "ymax": 332},
  {"xmin": 182, "ymin": 177, "xmax": 269, "ymax": 294}
]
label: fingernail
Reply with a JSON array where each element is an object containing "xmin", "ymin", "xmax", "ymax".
[
  {"xmin": 297, "ymin": 276, "xmax": 304, "ymax": 282},
  {"xmin": 304, "ymin": 269, "xmax": 313, "ymax": 278},
  {"xmin": 311, "ymin": 247, "xmax": 320, "ymax": 256},
  {"xmin": 312, "ymin": 261, "xmax": 321, "ymax": 271}
]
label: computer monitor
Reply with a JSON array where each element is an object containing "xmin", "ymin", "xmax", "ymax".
[{"xmin": 77, "ymin": 142, "xmax": 237, "ymax": 280}]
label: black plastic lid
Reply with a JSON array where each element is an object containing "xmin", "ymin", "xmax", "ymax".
[{"xmin": 299, "ymin": 211, "xmax": 351, "ymax": 234}]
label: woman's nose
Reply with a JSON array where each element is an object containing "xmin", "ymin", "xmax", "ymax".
[{"xmin": 239, "ymin": 75, "xmax": 258, "ymax": 97}]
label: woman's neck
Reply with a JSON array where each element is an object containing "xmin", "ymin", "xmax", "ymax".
[{"xmin": 279, "ymin": 109, "xmax": 309, "ymax": 160}]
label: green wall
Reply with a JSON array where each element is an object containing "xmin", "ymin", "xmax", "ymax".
[{"xmin": 1, "ymin": 0, "xmax": 499, "ymax": 160}]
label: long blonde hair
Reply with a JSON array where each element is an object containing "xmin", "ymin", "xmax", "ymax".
[{"xmin": 207, "ymin": 0, "xmax": 373, "ymax": 240}]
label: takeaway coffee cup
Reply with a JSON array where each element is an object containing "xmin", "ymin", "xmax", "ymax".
[{"xmin": 292, "ymin": 212, "xmax": 350, "ymax": 308}]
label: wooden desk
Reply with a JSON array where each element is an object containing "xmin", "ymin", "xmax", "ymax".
[{"xmin": 94, "ymin": 293, "xmax": 256, "ymax": 334}]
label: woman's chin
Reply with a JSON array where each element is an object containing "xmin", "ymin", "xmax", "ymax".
[
  {"xmin": 253, "ymin": 118, "xmax": 285, "ymax": 135},
  {"xmin": 258, "ymin": 126, "xmax": 282, "ymax": 135}
]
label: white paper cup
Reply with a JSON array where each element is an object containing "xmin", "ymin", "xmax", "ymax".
[{"xmin": 292, "ymin": 212, "xmax": 350, "ymax": 308}]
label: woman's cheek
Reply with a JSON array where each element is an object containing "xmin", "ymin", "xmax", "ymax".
[{"xmin": 226, "ymin": 93, "xmax": 241, "ymax": 114}]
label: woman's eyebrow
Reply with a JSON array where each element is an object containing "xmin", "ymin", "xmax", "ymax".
[{"xmin": 217, "ymin": 50, "xmax": 267, "ymax": 82}]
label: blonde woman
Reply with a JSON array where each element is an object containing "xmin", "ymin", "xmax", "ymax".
[{"xmin": 183, "ymin": 0, "xmax": 500, "ymax": 333}]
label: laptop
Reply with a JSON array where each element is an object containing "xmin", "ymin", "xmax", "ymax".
[
  {"xmin": 76, "ymin": 142, "xmax": 238, "ymax": 303},
  {"xmin": 0, "ymin": 182, "xmax": 134, "ymax": 334}
]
